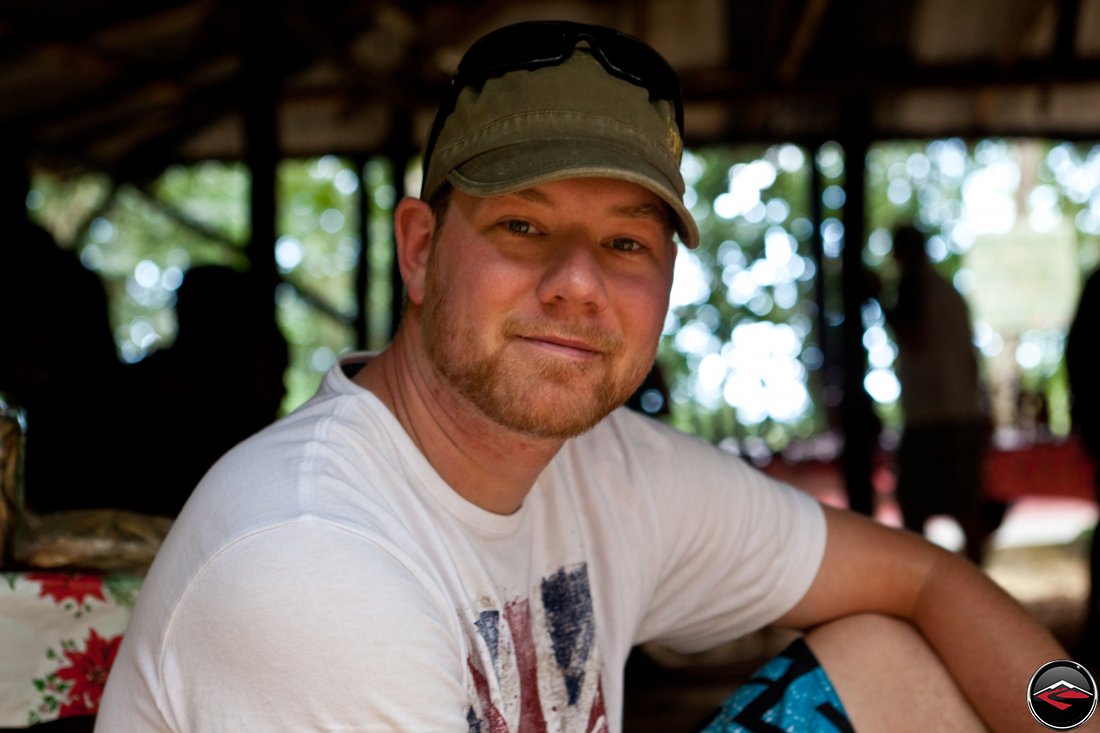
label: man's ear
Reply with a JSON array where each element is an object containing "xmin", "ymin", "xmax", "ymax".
[{"xmin": 393, "ymin": 197, "xmax": 435, "ymax": 305}]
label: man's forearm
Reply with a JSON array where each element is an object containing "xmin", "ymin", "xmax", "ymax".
[{"xmin": 912, "ymin": 549, "xmax": 1094, "ymax": 732}]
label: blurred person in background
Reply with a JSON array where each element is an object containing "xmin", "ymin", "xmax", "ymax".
[
  {"xmin": 885, "ymin": 224, "xmax": 999, "ymax": 565},
  {"xmin": 121, "ymin": 265, "xmax": 288, "ymax": 516},
  {"xmin": 1067, "ymin": 266, "xmax": 1100, "ymax": 661},
  {"xmin": 0, "ymin": 189, "xmax": 128, "ymax": 513}
]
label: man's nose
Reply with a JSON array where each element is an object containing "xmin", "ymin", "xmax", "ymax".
[{"xmin": 534, "ymin": 241, "xmax": 610, "ymax": 312}]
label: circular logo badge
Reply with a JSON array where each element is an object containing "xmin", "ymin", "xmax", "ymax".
[{"xmin": 1028, "ymin": 660, "xmax": 1097, "ymax": 730}]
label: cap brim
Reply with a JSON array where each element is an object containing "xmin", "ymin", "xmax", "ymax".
[{"xmin": 446, "ymin": 140, "xmax": 700, "ymax": 249}]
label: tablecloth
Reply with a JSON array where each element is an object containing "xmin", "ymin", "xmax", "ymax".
[{"xmin": 0, "ymin": 572, "xmax": 140, "ymax": 727}]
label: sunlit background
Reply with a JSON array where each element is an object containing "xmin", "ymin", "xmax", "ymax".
[{"xmin": 27, "ymin": 138, "xmax": 1100, "ymax": 453}]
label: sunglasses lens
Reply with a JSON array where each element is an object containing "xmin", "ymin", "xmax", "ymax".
[
  {"xmin": 587, "ymin": 32, "xmax": 670, "ymax": 87},
  {"xmin": 456, "ymin": 22, "xmax": 683, "ymax": 131},
  {"xmin": 584, "ymin": 31, "xmax": 682, "ymax": 116},
  {"xmin": 459, "ymin": 24, "xmax": 572, "ymax": 76}
]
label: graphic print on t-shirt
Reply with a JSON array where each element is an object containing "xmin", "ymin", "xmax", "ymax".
[{"xmin": 465, "ymin": 563, "xmax": 607, "ymax": 733}]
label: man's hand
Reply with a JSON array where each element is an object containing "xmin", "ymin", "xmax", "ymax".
[{"xmin": 777, "ymin": 505, "xmax": 1088, "ymax": 732}]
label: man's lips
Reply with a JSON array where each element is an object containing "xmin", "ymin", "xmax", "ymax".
[
  {"xmin": 518, "ymin": 334, "xmax": 604, "ymax": 358},
  {"xmin": 503, "ymin": 317, "xmax": 624, "ymax": 359}
]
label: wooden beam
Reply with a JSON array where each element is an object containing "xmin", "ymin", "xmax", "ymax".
[{"xmin": 775, "ymin": 0, "xmax": 831, "ymax": 83}]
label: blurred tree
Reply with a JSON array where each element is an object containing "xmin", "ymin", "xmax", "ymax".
[{"xmin": 26, "ymin": 139, "xmax": 1100, "ymax": 458}]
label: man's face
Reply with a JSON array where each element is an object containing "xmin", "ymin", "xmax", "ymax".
[{"xmin": 419, "ymin": 177, "xmax": 677, "ymax": 439}]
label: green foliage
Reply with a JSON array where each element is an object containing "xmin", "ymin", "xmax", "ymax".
[
  {"xmin": 26, "ymin": 138, "xmax": 1100, "ymax": 453},
  {"xmin": 660, "ymin": 144, "xmax": 838, "ymax": 448}
]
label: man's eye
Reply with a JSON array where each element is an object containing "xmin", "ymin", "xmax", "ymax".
[
  {"xmin": 504, "ymin": 220, "xmax": 534, "ymax": 235},
  {"xmin": 609, "ymin": 238, "xmax": 643, "ymax": 252}
]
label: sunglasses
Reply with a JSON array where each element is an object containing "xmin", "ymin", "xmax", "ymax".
[{"xmin": 421, "ymin": 21, "xmax": 685, "ymax": 179}]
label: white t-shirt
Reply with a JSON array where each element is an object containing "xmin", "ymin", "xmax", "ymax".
[{"xmin": 97, "ymin": 353, "xmax": 825, "ymax": 732}]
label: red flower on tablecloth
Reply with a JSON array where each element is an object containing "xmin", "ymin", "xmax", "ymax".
[
  {"xmin": 50, "ymin": 628, "xmax": 121, "ymax": 718},
  {"xmin": 25, "ymin": 573, "xmax": 106, "ymax": 607},
  {"xmin": 58, "ymin": 694, "xmax": 95, "ymax": 718}
]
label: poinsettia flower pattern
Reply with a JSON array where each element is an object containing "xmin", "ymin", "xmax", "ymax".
[
  {"xmin": 6, "ymin": 573, "xmax": 137, "ymax": 726},
  {"xmin": 56, "ymin": 629, "xmax": 121, "ymax": 716},
  {"xmin": 25, "ymin": 573, "xmax": 106, "ymax": 617},
  {"xmin": 32, "ymin": 628, "xmax": 121, "ymax": 721}
]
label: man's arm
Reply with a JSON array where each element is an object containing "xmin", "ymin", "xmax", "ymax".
[
  {"xmin": 99, "ymin": 521, "xmax": 472, "ymax": 732},
  {"xmin": 777, "ymin": 505, "xmax": 1091, "ymax": 732}
]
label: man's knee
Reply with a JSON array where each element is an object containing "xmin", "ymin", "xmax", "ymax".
[{"xmin": 805, "ymin": 614, "xmax": 987, "ymax": 732}]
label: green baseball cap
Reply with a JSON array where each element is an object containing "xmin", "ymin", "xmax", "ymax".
[{"xmin": 421, "ymin": 45, "xmax": 700, "ymax": 249}]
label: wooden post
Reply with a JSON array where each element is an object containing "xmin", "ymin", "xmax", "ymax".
[
  {"xmin": 839, "ymin": 99, "xmax": 876, "ymax": 516},
  {"xmin": 242, "ymin": 4, "xmax": 281, "ymax": 319},
  {"xmin": 354, "ymin": 155, "xmax": 370, "ymax": 350}
]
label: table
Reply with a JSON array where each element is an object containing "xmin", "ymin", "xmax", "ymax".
[{"xmin": 0, "ymin": 572, "xmax": 140, "ymax": 728}]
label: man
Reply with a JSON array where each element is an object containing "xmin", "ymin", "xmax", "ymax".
[
  {"xmin": 885, "ymin": 225, "xmax": 995, "ymax": 565},
  {"xmin": 1067, "ymin": 267, "xmax": 1100, "ymax": 659},
  {"xmin": 98, "ymin": 21, "xmax": 1079, "ymax": 732}
]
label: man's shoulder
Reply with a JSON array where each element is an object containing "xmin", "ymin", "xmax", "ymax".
[
  {"xmin": 107, "ymin": 513, "xmax": 464, "ymax": 732},
  {"xmin": 560, "ymin": 407, "xmax": 765, "ymax": 497},
  {"xmin": 130, "ymin": 510, "xmax": 441, "ymax": 672},
  {"xmin": 180, "ymin": 516, "xmax": 441, "ymax": 600},
  {"xmin": 567, "ymin": 407, "xmax": 812, "ymax": 517},
  {"xmin": 579, "ymin": 406, "xmax": 732, "ymax": 464},
  {"xmin": 139, "ymin": 399, "xmax": 437, "ymax": 623}
]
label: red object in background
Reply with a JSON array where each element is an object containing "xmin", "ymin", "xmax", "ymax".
[
  {"xmin": 983, "ymin": 436, "xmax": 1097, "ymax": 503},
  {"xmin": 759, "ymin": 434, "xmax": 1098, "ymax": 507}
]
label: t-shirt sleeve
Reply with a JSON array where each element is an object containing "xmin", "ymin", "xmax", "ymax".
[
  {"xmin": 158, "ymin": 519, "xmax": 471, "ymax": 731},
  {"xmin": 602, "ymin": 413, "xmax": 826, "ymax": 653}
]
